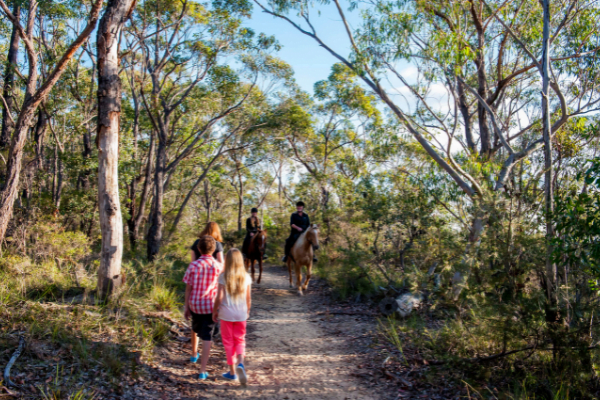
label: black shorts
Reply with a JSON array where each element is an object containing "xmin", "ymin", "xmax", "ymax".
[{"xmin": 191, "ymin": 312, "xmax": 218, "ymax": 341}]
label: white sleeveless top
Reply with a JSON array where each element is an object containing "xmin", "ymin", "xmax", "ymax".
[{"xmin": 217, "ymin": 273, "xmax": 252, "ymax": 322}]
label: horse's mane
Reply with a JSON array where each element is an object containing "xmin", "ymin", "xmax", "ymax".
[
  {"xmin": 295, "ymin": 225, "xmax": 315, "ymax": 249},
  {"xmin": 248, "ymin": 229, "xmax": 267, "ymax": 254}
]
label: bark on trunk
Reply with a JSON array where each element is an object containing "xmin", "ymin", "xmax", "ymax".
[
  {"xmin": 33, "ymin": 109, "xmax": 48, "ymax": 170},
  {"xmin": 237, "ymin": 187, "xmax": 243, "ymax": 232},
  {"xmin": 129, "ymin": 132, "xmax": 153, "ymax": 249},
  {"xmin": 80, "ymin": 122, "xmax": 94, "ymax": 191},
  {"xmin": 126, "ymin": 93, "xmax": 141, "ymax": 249},
  {"xmin": 457, "ymin": 79, "xmax": 476, "ymax": 153},
  {"xmin": 204, "ymin": 179, "xmax": 212, "ymax": 223},
  {"xmin": 541, "ymin": 0, "xmax": 557, "ymax": 313},
  {"xmin": 0, "ymin": 2, "xmax": 20, "ymax": 149},
  {"xmin": 95, "ymin": 0, "xmax": 136, "ymax": 299},
  {"xmin": 146, "ymin": 140, "xmax": 165, "ymax": 261},
  {"xmin": 451, "ymin": 212, "xmax": 485, "ymax": 299}
]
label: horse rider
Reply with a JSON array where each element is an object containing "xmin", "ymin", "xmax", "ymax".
[
  {"xmin": 282, "ymin": 201, "xmax": 317, "ymax": 263},
  {"xmin": 242, "ymin": 208, "xmax": 267, "ymax": 259}
]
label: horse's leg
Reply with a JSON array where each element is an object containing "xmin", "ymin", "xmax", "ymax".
[
  {"xmin": 302, "ymin": 261, "xmax": 312, "ymax": 291},
  {"xmin": 244, "ymin": 258, "xmax": 249, "ymax": 272},
  {"xmin": 296, "ymin": 263, "xmax": 303, "ymax": 296},
  {"xmin": 257, "ymin": 257, "xmax": 263, "ymax": 284},
  {"xmin": 250, "ymin": 259, "xmax": 256, "ymax": 283},
  {"xmin": 287, "ymin": 258, "xmax": 293, "ymax": 288}
]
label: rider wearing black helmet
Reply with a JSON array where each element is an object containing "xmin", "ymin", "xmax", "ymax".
[
  {"xmin": 242, "ymin": 207, "xmax": 267, "ymax": 259},
  {"xmin": 282, "ymin": 201, "xmax": 317, "ymax": 263}
]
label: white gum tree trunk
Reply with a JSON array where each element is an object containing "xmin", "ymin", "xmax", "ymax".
[{"xmin": 96, "ymin": 0, "xmax": 136, "ymax": 299}]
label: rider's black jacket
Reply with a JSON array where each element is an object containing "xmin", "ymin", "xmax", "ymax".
[
  {"xmin": 246, "ymin": 217, "xmax": 260, "ymax": 235},
  {"xmin": 290, "ymin": 212, "xmax": 311, "ymax": 236}
]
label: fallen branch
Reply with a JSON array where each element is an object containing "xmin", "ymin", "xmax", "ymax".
[{"xmin": 3, "ymin": 336, "xmax": 25, "ymax": 387}]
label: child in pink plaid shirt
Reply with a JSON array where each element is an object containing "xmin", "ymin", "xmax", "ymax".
[{"xmin": 183, "ymin": 235, "xmax": 223, "ymax": 380}]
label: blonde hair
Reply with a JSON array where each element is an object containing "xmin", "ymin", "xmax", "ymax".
[
  {"xmin": 199, "ymin": 221, "xmax": 223, "ymax": 243},
  {"xmin": 223, "ymin": 249, "xmax": 247, "ymax": 301}
]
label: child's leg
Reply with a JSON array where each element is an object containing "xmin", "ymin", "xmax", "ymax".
[
  {"xmin": 191, "ymin": 331, "xmax": 198, "ymax": 355},
  {"xmin": 233, "ymin": 321, "xmax": 247, "ymax": 365},
  {"xmin": 199, "ymin": 340, "xmax": 212, "ymax": 374},
  {"xmin": 197, "ymin": 314, "xmax": 216, "ymax": 374},
  {"xmin": 220, "ymin": 320, "xmax": 237, "ymax": 372}
]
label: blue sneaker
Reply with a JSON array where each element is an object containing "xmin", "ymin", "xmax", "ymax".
[
  {"xmin": 221, "ymin": 371, "xmax": 237, "ymax": 381},
  {"xmin": 236, "ymin": 363, "xmax": 247, "ymax": 385},
  {"xmin": 190, "ymin": 353, "xmax": 199, "ymax": 363},
  {"xmin": 198, "ymin": 372, "xmax": 209, "ymax": 380}
]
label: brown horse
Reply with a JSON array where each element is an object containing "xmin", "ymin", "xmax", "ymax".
[
  {"xmin": 245, "ymin": 229, "xmax": 267, "ymax": 284},
  {"xmin": 287, "ymin": 224, "xmax": 320, "ymax": 295}
]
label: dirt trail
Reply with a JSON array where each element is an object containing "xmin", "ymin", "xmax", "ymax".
[{"xmin": 127, "ymin": 264, "xmax": 393, "ymax": 399}]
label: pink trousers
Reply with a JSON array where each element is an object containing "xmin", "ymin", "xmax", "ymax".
[{"xmin": 220, "ymin": 320, "xmax": 246, "ymax": 365}]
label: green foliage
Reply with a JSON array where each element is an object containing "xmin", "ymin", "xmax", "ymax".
[
  {"xmin": 149, "ymin": 284, "xmax": 179, "ymax": 311},
  {"xmin": 554, "ymin": 158, "xmax": 600, "ymax": 280}
]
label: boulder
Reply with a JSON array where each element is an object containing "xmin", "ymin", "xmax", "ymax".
[{"xmin": 395, "ymin": 292, "xmax": 423, "ymax": 318}]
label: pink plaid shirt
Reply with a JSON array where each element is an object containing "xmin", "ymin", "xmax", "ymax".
[{"xmin": 183, "ymin": 255, "xmax": 223, "ymax": 314}]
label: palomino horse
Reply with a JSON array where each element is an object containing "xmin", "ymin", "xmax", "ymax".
[
  {"xmin": 245, "ymin": 229, "xmax": 267, "ymax": 284},
  {"xmin": 287, "ymin": 224, "xmax": 319, "ymax": 295}
]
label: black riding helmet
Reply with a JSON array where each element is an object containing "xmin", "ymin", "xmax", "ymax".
[
  {"xmin": 251, "ymin": 207, "xmax": 258, "ymax": 213},
  {"xmin": 296, "ymin": 201, "xmax": 305, "ymax": 207}
]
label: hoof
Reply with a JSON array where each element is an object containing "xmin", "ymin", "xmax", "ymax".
[
  {"xmin": 257, "ymin": 279, "xmax": 261, "ymax": 284},
  {"xmin": 289, "ymin": 284, "xmax": 293, "ymax": 288},
  {"xmin": 298, "ymin": 289, "xmax": 303, "ymax": 296}
]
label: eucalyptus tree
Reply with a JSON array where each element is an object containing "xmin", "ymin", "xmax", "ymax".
[
  {"xmin": 129, "ymin": 0, "xmax": 288, "ymax": 260},
  {"xmin": 281, "ymin": 65, "xmax": 379, "ymax": 229},
  {"xmin": 0, "ymin": 0, "xmax": 104, "ymax": 246},
  {"xmin": 95, "ymin": 0, "xmax": 137, "ymax": 299},
  {"xmin": 252, "ymin": 0, "xmax": 600, "ymax": 296}
]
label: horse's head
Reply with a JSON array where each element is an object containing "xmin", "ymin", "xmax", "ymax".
[
  {"xmin": 255, "ymin": 229, "xmax": 267, "ymax": 252},
  {"xmin": 306, "ymin": 224, "xmax": 320, "ymax": 250}
]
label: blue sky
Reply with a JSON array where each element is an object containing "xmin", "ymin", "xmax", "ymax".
[{"xmin": 244, "ymin": 3, "xmax": 360, "ymax": 94}]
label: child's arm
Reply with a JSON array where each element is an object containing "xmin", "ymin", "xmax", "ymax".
[
  {"xmin": 216, "ymin": 251, "xmax": 224, "ymax": 264},
  {"xmin": 184, "ymin": 284, "xmax": 192, "ymax": 320},
  {"xmin": 212, "ymin": 284, "xmax": 225, "ymax": 322},
  {"xmin": 246, "ymin": 283, "xmax": 252, "ymax": 319}
]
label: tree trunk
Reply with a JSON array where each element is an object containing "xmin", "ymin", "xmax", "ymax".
[
  {"xmin": 205, "ymin": 179, "xmax": 212, "ymax": 223},
  {"xmin": 0, "ymin": 1, "xmax": 20, "ymax": 149},
  {"xmin": 237, "ymin": 183, "xmax": 244, "ymax": 232},
  {"xmin": 451, "ymin": 211, "xmax": 485, "ymax": 299},
  {"xmin": 147, "ymin": 140, "xmax": 166, "ymax": 261},
  {"xmin": 457, "ymin": 79, "xmax": 475, "ymax": 153},
  {"xmin": 95, "ymin": 0, "xmax": 136, "ymax": 299},
  {"xmin": 541, "ymin": 0, "xmax": 557, "ymax": 314},
  {"xmin": 80, "ymin": 122, "xmax": 94, "ymax": 191},
  {"xmin": 33, "ymin": 109, "xmax": 48, "ymax": 170},
  {"xmin": 236, "ymin": 166, "xmax": 244, "ymax": 231},
  {"xmin": 129, "ymin": 132, "xmax": 153, "ymax": 249},
  {"xmin": 126, "ymin": 92, "xmax": 141, "ymax": 249}
]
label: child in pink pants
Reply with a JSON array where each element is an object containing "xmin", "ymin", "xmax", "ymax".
[{"xmin": 213, "ymin": 249, "xmax": 252, "ymax": 385}]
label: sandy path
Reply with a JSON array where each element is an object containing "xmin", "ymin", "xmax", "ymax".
[{"xmin": 125, "ymin": 264, "xmax": 392, "ymax": 399}]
